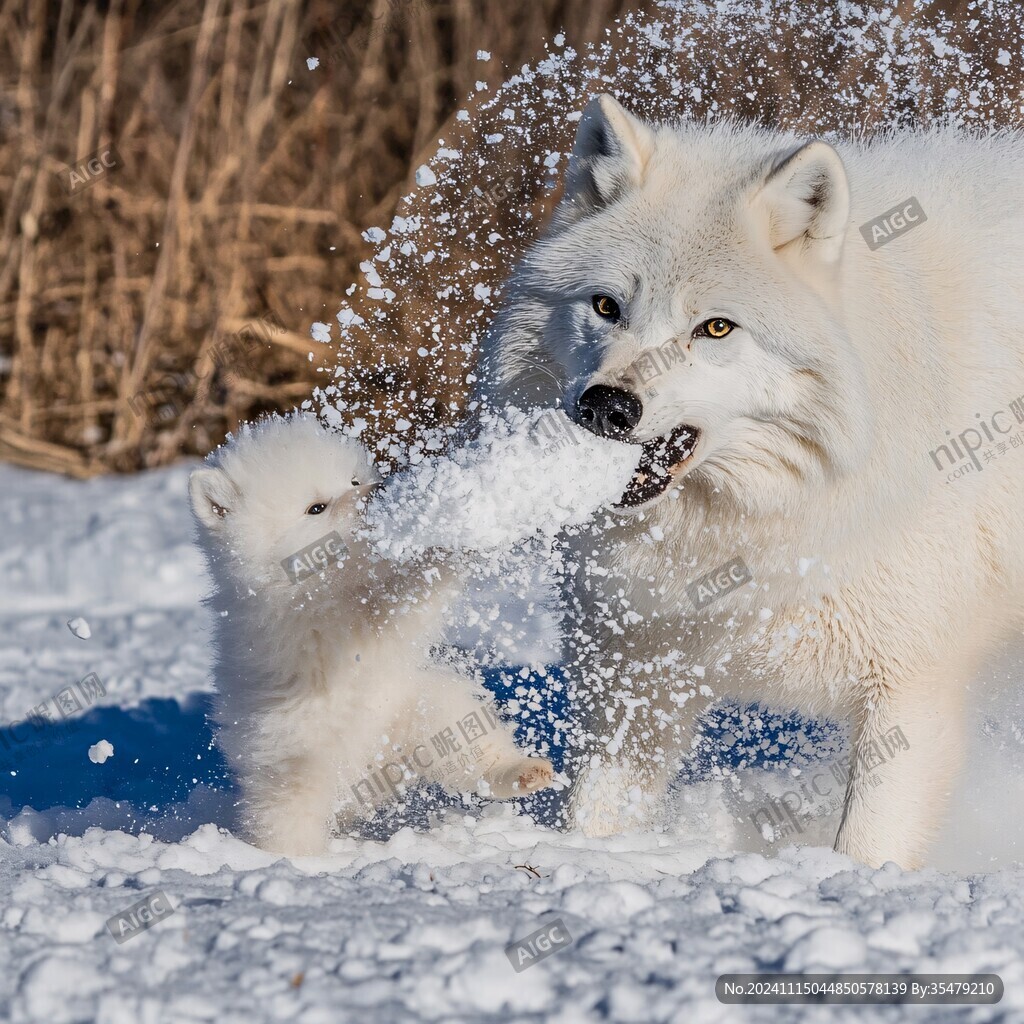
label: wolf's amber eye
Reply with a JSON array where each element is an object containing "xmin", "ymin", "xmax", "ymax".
[
  {"xmin": 697, "ymin": 318, "xmax": 736, "ymax": 339},
  {"xmin": 592, "ymin": 295, "xmax": 621, "ymax": 321},
  {"xmin": 306, "ymin": 502, "xmax": 327, "ymax": 515}
]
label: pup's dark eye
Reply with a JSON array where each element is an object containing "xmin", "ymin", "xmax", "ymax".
[
  {"xmin": 695, "ymin": 318, "xmax": 736, "ymax": 339},
  {"xmin": 351, "ymin": 478, "xmax": 360, "ymax": 487},
  {"xmin": 305, "ymin": 502, "xmax": 327, "ymax": 515},
  {"xmin": 592, "ymin": 295, "xmax": 621, "ymax": 321}
]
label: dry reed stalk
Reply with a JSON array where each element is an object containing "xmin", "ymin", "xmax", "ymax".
[{"xmin": 0, "ymin": 0, "xmax": 651, "ymax": 473}]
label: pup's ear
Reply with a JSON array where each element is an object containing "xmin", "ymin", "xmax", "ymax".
[
  {"xmin": 564, "ymin": 93, "xmax": 655, "ymax": 209},
  {"xmin": 188, "ymin": 467, "xmax": 238, "ymax": 531},
  {"xmin": 754, "ymin": 141, "xmax": 850, "ymax": 266}
]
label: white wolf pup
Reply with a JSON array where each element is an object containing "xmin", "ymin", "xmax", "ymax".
[
  {"xmin": 189, "ymin": 416, "xmax": 553, "ymax": 856},
  {"xmin": 479, "ymin": 94, "xmax": 1024, "ymax": 868}
]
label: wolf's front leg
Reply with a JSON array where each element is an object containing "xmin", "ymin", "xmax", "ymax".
[
  {"xmin": 241, "ymin": 752, "xmax": 339, "ymax": 857},
  {"xmin": 834, "ymin": 676, "xmax": 966, "ymax": 869},
  {"xmin": 568, "ymin": 679, "xmax": 709, "ymax": 837}
]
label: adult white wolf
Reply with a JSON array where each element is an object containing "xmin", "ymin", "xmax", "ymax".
[{"xmin": 477, "ymin": 94, "xmax": 1024, "ymax": 868}]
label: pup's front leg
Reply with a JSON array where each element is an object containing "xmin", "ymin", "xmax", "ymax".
[
  {"xmin": 834, "ymin": 674, "xmax": 966, "ymax": 869},
  {"xmin": 415, "ymin": 672, "xmax": 554, "ymax": 800}
]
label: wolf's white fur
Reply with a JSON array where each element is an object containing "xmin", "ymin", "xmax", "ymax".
[
  {"xmin": 189, "ymin": 416, "xmax": 552, "ymax": 856},
  {"xmin": 479, "ymin": 95, "xmax": 1024, "ymax": 867}
]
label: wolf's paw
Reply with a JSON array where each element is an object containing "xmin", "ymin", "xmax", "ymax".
[
  {"xmin": 485, "ymin": 757, "xmax": 554, "ymax": 799},
  {"xmin": 252, "ymin": 825, "xmax": 330, "ymax": 858},
  {"xmin": 570, "ymin": 759, "xmax": 659, "ymax": 837},
  {"xmin": 248, "ymin": 805, "xmax": 332, "ymax": 858}
]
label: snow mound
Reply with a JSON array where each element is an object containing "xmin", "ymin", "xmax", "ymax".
[{"xmin": 364, "ymin": 408, "xmax": 637, "ymax": 560}]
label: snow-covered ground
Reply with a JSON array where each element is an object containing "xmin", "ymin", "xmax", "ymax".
[{"xmin": 1, "ymin": 461, "xmax": 1024, "ymax": 1023}]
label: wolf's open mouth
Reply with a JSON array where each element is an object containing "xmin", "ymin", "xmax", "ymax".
[{"xmin": 616, "ymin": 425, "xmax": 701, "ymax": 508}]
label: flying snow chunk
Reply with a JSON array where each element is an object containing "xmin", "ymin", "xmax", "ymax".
[
  {"xmin": 310, "ymin": 322, "xmax": 332, "ymax": 343},
  {"xmin": 477, "ymin": 50, "xmax": 491, "ymax": 60},
  {"xmin": 67, "ymin": 617, "xmax": 91, "ymax": 640},
  {"xmin": 364, "ymin": 408, "xmax": 639, "ymax": 560},
  {"xmin": 88, "ymin": 740, "xmax": 114, "ymax": 765},
  {"xmin": 306, "ymin": 57, "xmax": 320, "ymax": 70},
  {"xmin": 360, "ymin": 261, "xmax": 383, "ymax": 288},
  {"xmin": 337, "ymin": 307, "xmax": 365, "ymax": 328},
  {"xmin": 415, "ymin": 165, "xmax": 437, "ymax": 187}
]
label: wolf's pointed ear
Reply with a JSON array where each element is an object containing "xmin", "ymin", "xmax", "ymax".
[
  {"xmin": 564, "ymin": 94, "xmax": 655, "ymax": 209},
  {"xmin": 755, "ymin": 141, "xmax": 850, "ymax": 265},
  {"xmin": 189, "ymin": 467, "xmax": 238, "ymax": 531}
]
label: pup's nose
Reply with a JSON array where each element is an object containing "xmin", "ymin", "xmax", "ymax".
[{"xmin": 574, "ymin": 385, "xmax": 643, "ymax": 440}]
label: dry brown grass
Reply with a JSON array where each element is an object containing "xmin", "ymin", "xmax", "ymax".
[
  {"xmin": 0, "ymin": 0, "xmax": 647, "ymax": 474},
  {"xmin": 1, "ymin": 0, "xmax": 1021, "ymax": 475}
]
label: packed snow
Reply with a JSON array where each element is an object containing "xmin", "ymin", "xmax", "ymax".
[{"xmin": 1, "ymin": 452, "xmax": 1023, "ymax": 1021}]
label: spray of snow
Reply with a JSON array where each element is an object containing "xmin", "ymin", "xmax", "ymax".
[{"xmin": 364, "ymin": 409, "xmax": 636, "ymax": 560}]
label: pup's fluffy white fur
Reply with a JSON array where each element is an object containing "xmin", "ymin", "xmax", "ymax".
[
  {"xmin": 478, "ymin": 95, "xmax": 1024, "ymax": 868},
  {"xmin": 190, "ymin": 416, "xmax": 552, "ymax": 856}
]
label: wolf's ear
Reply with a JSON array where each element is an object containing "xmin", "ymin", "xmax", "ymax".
[
  {"xmin": 755, "ymin": 141, "xmax": 850, "ymax": 265},
  {"xmin": 189, "ymin": 467, "xmax": 238, "ymax": 531},
  {"xmin": 564, "ymin": 94, "xmax": 655, "ymax": 209}
]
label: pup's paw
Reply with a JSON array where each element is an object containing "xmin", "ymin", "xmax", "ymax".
[{"xmin": 485, "ymin": 757, "xmax": 554, "ymax": 799}]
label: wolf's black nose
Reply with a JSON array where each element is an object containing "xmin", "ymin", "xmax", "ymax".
[{"xmin": 574, "ymin": 385, "xmax": 643, "ymax": 439}]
